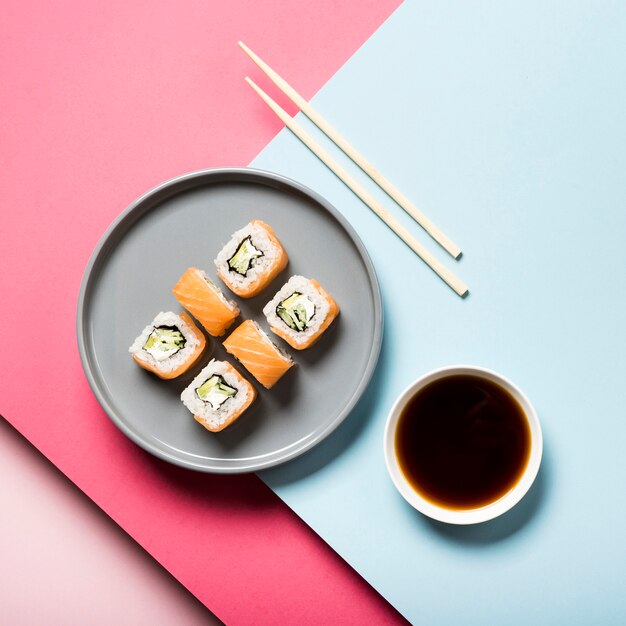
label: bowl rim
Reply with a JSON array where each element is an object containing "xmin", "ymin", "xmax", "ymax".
[{"xmin": 383, "ymin": 365, "xmax": 543, "ymax": 525}]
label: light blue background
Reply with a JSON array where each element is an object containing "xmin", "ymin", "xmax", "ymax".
[{"xmin": 253, "ymin": 2, "xmax": 626, "ymax": 623}]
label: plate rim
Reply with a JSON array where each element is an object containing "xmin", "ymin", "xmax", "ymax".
[{"xmin": 76, "ymin": 166, "xmax": 383, "ymax": 473}]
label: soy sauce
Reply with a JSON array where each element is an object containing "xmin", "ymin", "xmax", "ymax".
[{"xmin": 395, "ymin": 375, "xmax": 531, "ymax": 510}]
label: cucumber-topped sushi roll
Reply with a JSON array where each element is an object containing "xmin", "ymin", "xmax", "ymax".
[
  {"xmin": 215, "ymin": 220, "xmax": 288, "ymax": 298},
  {"xmin": 181, "ymin": 359, "xmax": 257, "ymax": 432},
  {"xmin": 129, "ymin": 311, "xmax": 207, "ymax": 379},
  {"xmin": 263, "ymin": 276, "xmax": 339, "ymax": 350},
  {"xmin": 173, "ymin": 267, "xmax": 239, "ymax": 337},
  {"xmin": 223, "ymin": 320, "xmax": 295, "ymax": 389}
]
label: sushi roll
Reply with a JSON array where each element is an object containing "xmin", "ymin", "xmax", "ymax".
[
  {"xmin": 129, "ymin": 311, "xmax": 207, "ymax": 379},
  {"xmin": 215, "ymin": 220, "xmax": 288, "ymax": 298},
  {"xmin": 263, "ymin": 276, "xmax": 339, "ymax": 350},
  {"xmin": 173, "ymin": 267, "xmax": 239, "ymax": 337},
  {"xmin": 181, "ymin": 359, "xmax": 257, "ymax": 432},
  {"xmin": 223, "ymin": 320, "xmax": 295, "ymax": 389}
]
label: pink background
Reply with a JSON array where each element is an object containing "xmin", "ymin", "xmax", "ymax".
[
  {"xmin": 0, "ymin": 419, "xmax": 219, "ymax": 625},
  {"xmin": 0, "ymin": 1, "xmax": 403, "ymax": 623}
]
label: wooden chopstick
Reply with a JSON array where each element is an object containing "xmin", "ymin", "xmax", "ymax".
[
  {"xmin": 239, "ymin": 40, "xmax": 462, "ymax": 260},
  {"xmin": 245, "ymin": 77, "xmax": 468, "ymax": 297}
]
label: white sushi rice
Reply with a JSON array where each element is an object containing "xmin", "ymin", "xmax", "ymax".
[
  {"xmin": 214, "ymin": 222, "xmax": 280, "ymax": 289},
  {"xmin": 180, "ymin": 359, "xmax": 251, "ymax": 430},
  {"xmin": 129, "ymin": 311, "xmax": 201, "ymax": 374},
  {"xmin": 262, "ymin": 276, "xmax": 330, "ymax": 348}
]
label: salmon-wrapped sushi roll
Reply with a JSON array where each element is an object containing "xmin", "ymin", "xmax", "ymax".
[
  {"xmin": 173, "ymin": 267, "xmax": 239, "ymax": 337},
  {"xmin": 263, "ymin": 276, "xmax": 339, "ymax": 350},
  {"xmin": 181, "ymin": 359, "xmax": 256, "ymax": 432},
  {"xmin": 215, "ymin": 220, "xmax": 288, "ymax": 298},
  {"xmin": 223, "ymin": 320, "xmax": 294, "ymax": 389},
  {"xmin": 129, "ymin": 311, "xmax": 207, "ymax": 379}
]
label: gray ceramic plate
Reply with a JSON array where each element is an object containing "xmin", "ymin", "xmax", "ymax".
[{"xmin": 77, "ymin": 168, "xmax": 383, "ymax": 473}]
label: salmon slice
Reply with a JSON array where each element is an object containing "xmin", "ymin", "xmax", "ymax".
[
  {"xmin": 173, "ymin": 267, "xmax": 239, "ymax": 337},
  {"xmin": 223, "ymin": 320, "xmax": 294, "ymax": 389},
  {"xmin": 131, "ymin": 312, "xmax": 207, "ymax": 380},
  {"xmin": 215, "ymin": 220, "xmax": 288, "ymax": 298}
]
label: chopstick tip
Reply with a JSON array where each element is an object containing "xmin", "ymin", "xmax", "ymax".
[
  {"xmin": 238, "ymin": 40, "xmax": 253, "ymax": 56},
  {"xmin": 244, "ymin": 76, "xmax": 260, "ymax": 93}
]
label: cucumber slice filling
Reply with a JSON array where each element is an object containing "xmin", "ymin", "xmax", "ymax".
[
  {"xmin": 275, "ymin": 292, "xmax": 316, "ymax": 332},
  {"xmin": 143, "ymin": 325, "xmax": 186, "ymax": 361},
  {"xmin": 195, "ymin": 374, "xmax": 238, "ymax": 410},
  {"xmin": 227, "ymin": 236, "xmax": 264, "ymax": 276}
]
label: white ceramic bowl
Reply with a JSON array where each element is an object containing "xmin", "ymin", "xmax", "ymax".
[{"xmin": 384, "ymin": 365, "xmax": 543, "ymax": 525}]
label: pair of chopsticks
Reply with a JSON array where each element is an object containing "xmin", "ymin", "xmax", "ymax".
[{"xmin": 239, "ymin": 41, "xmax": 468, "ymax": 297}]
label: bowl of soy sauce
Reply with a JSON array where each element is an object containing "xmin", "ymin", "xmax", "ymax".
[{"xmin": 384, "ymin": 366, "xmax": 543, "ymax": 524}]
